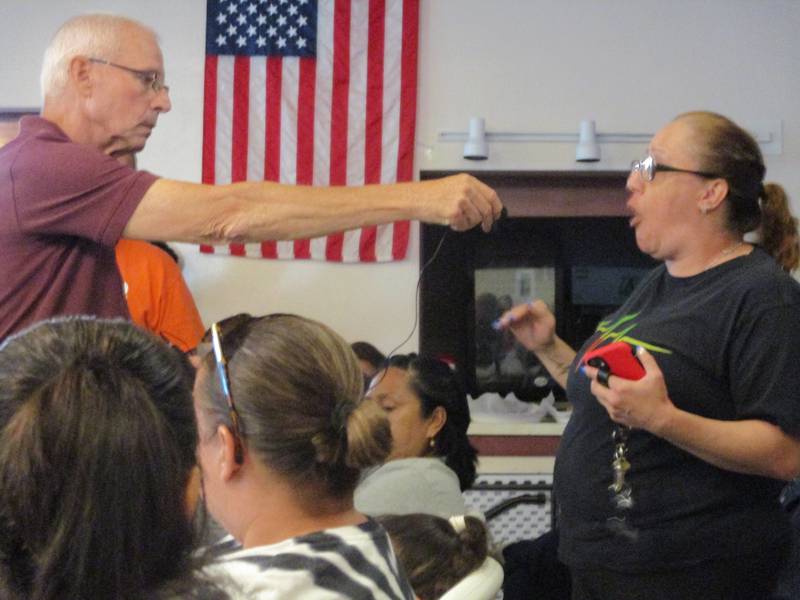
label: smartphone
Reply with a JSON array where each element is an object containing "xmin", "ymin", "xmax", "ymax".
[{"xmin": 582, "ymin": 341, "xmax": 645, "ymax": 381}]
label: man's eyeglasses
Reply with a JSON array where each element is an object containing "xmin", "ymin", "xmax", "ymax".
[
  {"xmin": 88, "ymin": 58, "xmax": 170, "ymax": 93},
  {"xmin": 630, "ymin": 154, "xmax": 721, "ymax": 183}
]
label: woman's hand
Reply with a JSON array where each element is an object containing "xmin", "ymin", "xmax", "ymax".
[
  {"xmin": 495, "ymin": 300, "xmax": 575, "ymax": 388},
  {"xmin": 494, "ymin": 300, "xmax": 557, "ymax": 353},
  {"xmin": 582, "ymin": 346, "xmax": 675, "ymax": 433},
  {"xmin": 583, "ymin": 346, "xmax": 800, "ymax": 480}
]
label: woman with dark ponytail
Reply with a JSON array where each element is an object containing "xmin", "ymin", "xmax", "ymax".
[
  {"xmin": 355, "ymin": 354, "xmax": 478, "ymax": 518},
  {"xmin": 194, "ymin": 314, "xmax": 414, "ymax": 599}
]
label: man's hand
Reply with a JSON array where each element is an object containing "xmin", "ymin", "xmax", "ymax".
[{"xmin": 422, "ymin": 174, "xmax": 503, "ymax": 232}]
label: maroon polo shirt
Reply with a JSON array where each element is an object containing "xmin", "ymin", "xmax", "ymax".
[{"xmin": 0, "ymin": 116, "xmax": 158, "ymax": 340}]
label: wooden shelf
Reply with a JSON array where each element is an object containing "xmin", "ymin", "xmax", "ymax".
[
  {"xmin": 469, "ymin": 434, "xmax": 562, "ymax": 457},
  {"xmin": 469, "ymin": 420, "xmax": 567, "ymax": 436}
]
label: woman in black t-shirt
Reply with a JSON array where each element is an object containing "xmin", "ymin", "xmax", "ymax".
[{"xmin": 496, "ymin": 111, "xmax": 800, "ymax": 600}]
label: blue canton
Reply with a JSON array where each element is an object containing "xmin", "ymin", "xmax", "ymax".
[{"xmin": 206, "ymin": 0, "xmax": 317, "ymax": 57}]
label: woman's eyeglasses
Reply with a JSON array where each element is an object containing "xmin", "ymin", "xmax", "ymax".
[
  {"xmin": 630, "ymin": 154, "xmax": 721, "ymax": 183},
  {"xmin": 204, "ymin": 313, "xmax": 293, "ymax": 465},
  {"xmin": 210, "ymin": 322, "xmax": 245, "ymax": 465}
]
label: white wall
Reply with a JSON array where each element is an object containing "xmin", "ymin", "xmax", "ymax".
[{"xmin": 1, "ymin": 1, "xmax": 798, "ymax": 352}]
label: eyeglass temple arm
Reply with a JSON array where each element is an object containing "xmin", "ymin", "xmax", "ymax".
[{"xmin": 211, "ymin": 324, "xmax": 232, "ymax": 398}]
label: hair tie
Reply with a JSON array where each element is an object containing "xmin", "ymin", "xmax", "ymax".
[
  {"xmin": 449, "ymin": 515, "xmax": 467, "ymax": 533},
  {"xmin": 331, "ymin": 401, "xmax": 353, "ymax": 433}
]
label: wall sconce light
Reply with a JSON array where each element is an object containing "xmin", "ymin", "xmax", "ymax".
[
  {"xmin": 463, "ymin": 117, "xmax": 488, "ymax": 160},
  {"xmin": 439, "ymin": 119, "xmax": 653, "ymax": 163},
  {"xmin": 438, "ymin": 118, "xmax": 783, "ymax": 161},
  {"xmin": 575, "ymin": 119, "xmax": 600, "ymax": 162}
]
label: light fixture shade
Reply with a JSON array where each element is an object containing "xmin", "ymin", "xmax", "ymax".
[
  {"xmin": 575, "ymin": 119, "xmax": 600, "ymax": 162},
  {"xmin": 463, "ymin": 117, "xmax": 488, "ymax": 160}
]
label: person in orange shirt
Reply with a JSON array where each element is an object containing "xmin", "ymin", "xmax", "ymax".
[
  {"xmin": 116, "ymin": 237, "xmax": 205, "ymax": 353},
  {"xmin": 114, "ymin": 152, "xmax": 204, "ymax": 352}
]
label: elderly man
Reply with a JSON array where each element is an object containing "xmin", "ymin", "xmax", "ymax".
[{"xmin": 0, "ymin": 14, "xmax": 501, "ymax": 340}]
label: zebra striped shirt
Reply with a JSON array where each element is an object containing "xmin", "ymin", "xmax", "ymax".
[{"xmin": 202, "ymin": 519, "xmax": 415, "ymax": 599}]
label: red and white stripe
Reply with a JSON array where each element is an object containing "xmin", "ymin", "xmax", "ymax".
[{"xmin": 200, "ymin": 0, "xmax": 417, "ymax": 262}]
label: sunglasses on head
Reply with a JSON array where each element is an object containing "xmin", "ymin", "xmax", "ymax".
[
  {"xmin": 204, "ymin": 313, "xmax": 291, "ymax": 465},
  {"xmin": 209, "ymin": 320, "xmax": 246, "ymax": 465}
]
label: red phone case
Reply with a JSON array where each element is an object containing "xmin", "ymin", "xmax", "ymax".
[{"xmin": 582, "ymin": 341, "xmax": 645, "ymax": 380}]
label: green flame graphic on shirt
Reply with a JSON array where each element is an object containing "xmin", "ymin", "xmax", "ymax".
[{"xmin": 582, "ymin": 312, "xmax": 672, "ymax": 358}]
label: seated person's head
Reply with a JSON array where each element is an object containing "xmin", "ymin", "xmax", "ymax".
[
  {"xmin": 351, "ymin": 340, "xmax": 386, "ymax": 384},
  {"xmin": 194, "ymin": 314, "xmax": 392, "ymax": 538},
  {"xmin": 367, "ymin": 354, "xmax": 478, "ymax": 490},
  {"xmin": 376, "ymin": 513, "xmax": 489, "ymax": 600},
  {"xmin": 0, "ymin": 317, "xmax": 200, "ymax": 600}
]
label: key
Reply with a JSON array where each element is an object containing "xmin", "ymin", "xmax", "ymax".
[
  {"xmin": 612, "ymin": 425, "xmax": 630, "ymax": 444},
  {"xmin": 609, "ymin": 456, "xmax": 631, "ymax": 494},
  {"xmin": 613, "ymin": 485, "xmax": 634, "ymax": 510},
  {"xmin": 607, "ymin": 516, "xmax": 639, "ymax": 541}
]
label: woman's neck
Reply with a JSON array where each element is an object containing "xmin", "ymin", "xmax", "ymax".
[
  {"xmin": 665, "ymin": 236, "xmax": 750, "ymax": 277},
  {"xmin": 238, "ymin": 483, "xmax": 365, "ymax": 548}
]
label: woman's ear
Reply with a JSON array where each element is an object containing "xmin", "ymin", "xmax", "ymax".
[
  {"xmin": 216, "ymin": 424, "xmax": 244, "ymax": 481},
  {"xmin": 425, "ymin": 406, "xmax": 447, "ymax": 439},
  {"xmin": 698, "ymin": 178, "xmax": 729, "ymax": 213}
]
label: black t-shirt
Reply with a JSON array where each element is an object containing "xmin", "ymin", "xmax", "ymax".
[{"xmin": 556, "ymin": 248, "xmax": 800, "ymax": 572}]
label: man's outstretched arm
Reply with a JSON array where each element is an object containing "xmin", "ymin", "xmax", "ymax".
[{"xmin": 123, "ymin": 173, "xmax": 502, "ymax": 243}]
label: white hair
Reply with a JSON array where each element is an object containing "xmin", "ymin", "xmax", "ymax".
[{"xmin": 40, "ymin": 14, "xmax": 157, "ymax": 100}]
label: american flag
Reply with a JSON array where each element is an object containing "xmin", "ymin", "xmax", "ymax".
[{"xmin": 200, "ymin": 0, "xmax": 418, "ymax": 262}]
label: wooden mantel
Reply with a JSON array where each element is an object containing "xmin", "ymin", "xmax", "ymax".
[{"xmin": 421, "ymin": 170, "xmax": 630, "ymax": 218}]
